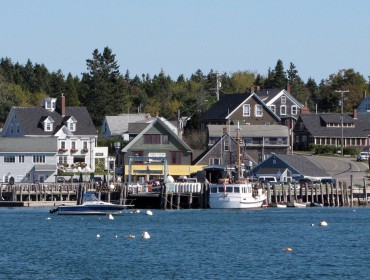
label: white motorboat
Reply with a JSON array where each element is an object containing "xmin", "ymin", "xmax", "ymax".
[
  {"xmin": 50, "ymin": 193, "xmax": 134, "ymax": 215},
  {"xmin": 293, "ymin": 201, "xmax": 307, "ymax": 208}
]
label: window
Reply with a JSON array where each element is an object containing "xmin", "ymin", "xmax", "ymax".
[
  {"xmin": 209, "ymin": 158, "xmax": 220, "ymax": 165},
  {"xmin": 71, "ymin": 141, "xmax": 76, "ymax": 149},
  {"xmin": 280, "ymin": 105, "xmax": 286, "ymax": 115},
  {"xmin": 170, "ymin": 151, "xmax": 182, "ymax": 164},
  {"xmin": 17, "ymin": 124, "xmax": 20, "ymax": 133},
  {"xmin": 144, "ymin": 134, "xmax": 161, "ymax": 144},
  {"xmin": 281, "ymin": 96, "xmax": 286, "ymax": 104},
  {"xmin": 46, "ymin": 122, "xmax": 51, "ymax": 131},
  {"xmin": 132, "ymin": 151, "xmax": 144, "ymax": 164},
  {"xmin": 19, "ymin": 155, "xmax": 24, "ymax": 163},
  {"xmin": 269, "ymin": 105, "xmax": 276, "ymax": 113},
  {"xmin": 4, "ymin": 155, "xmax": 15, "ymax": 163},
  {"xmin": 59, "ymin": 156, "xmax": 67, "ymax": 164},
  {"xmin": 60, "ymin": 141, "xmax": 66, "ymax": 149},
  {"xmin": 255, "ymin": 105, "xmax": 263, "ymax": 117},
  {"xmin": 83, "ymin": 141, "xmax": 88, "ymax": 150},
  {"xmin": 291, "ymin": 105, "xmax": 298, "ymax": 115},
  {"xmin": 224, "ymin": 141, "xmax": 229, "ymax": 151},
  {"xmin": 33, "ymin": 155, "xmax": 45, "ymax": 163},
  {"xmin": 242, "ymin": 104, "xmax": 250, "ymax": 116},
  {"xmin": 162, "ymin": 135, "xmax": 169, "ymax": 144}
]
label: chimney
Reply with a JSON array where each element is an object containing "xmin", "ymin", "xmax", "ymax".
[
  {"xmin": 354, "ymin": 109, "xmax": 358, "ymax": 120},
  {"xmin": 57, "ymin": 94, "xmax": 66, "ymax": 116},
  {"xmin": 286, "ymin": 84, "xmax": 291, "ymax": 93},
  {"xmin": 299, "ymin": 107, "xmax": 310, "ymax": 115}
]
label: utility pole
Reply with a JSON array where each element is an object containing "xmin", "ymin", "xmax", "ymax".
[
  {"xmin": 335, "ymin": 90, "xmax": 349, "ymax": 156},
  {"xmin": 216, "ymin": 72, "xmax": 221, "ymax": 101}
]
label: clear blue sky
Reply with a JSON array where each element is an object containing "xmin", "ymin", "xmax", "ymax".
[{"xmin": 1, "ymin": 0, "xmax": 369, "ymax": 83}]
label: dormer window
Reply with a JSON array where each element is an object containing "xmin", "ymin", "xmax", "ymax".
[
  {"xmin": 43, "ymin": 116, "xmax": 54, "ymax": 132},
  {"xmin": 66, "ymin": 117, "xmax": 77, "ymax": 132},
  {"xmin": 281, "ymin": 96, "xmax": 286, "ymax": 104}
]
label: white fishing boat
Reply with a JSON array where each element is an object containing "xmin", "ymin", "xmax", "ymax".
[
  {"xmin": 205, "ymin": 122, "xmax": 266, "ymax": 209},
  {"xmin": 205, "ymin": 166, "xmax": 266, "ymax": 209},
  {"xmin": 50, "ymin": 193, "xmax": 134, "ymax": 215}
]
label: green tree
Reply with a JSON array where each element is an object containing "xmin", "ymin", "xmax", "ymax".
[{"xmin": 81, "ymin": 47, "xmax": 122, "ymax": 126}]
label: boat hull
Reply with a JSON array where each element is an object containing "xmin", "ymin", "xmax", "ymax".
[
  {"xmin": 56, "ymin": 204, "xmax": 129, "ymax": 215},
  {"xmin": 208, "ymin": 183, "xmax": 266, "ymax": 209}
]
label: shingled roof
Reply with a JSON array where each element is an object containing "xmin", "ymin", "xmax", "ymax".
[
  {"xmin": 202, "ymin": 93, "xmax": 250, "ymax": 120},
  {"xmin": 297, "ymin": 114, "xmax": 370, "ymax": 137},
  {"xmin": 6, "ymin": 106, "xmax": 97, "ymax": 136}
]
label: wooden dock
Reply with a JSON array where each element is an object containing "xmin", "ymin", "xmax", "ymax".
[{"xmin": 0, "ymin": 180, "xmax": 369, "ymax": 209}]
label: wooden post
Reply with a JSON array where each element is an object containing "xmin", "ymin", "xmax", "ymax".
[
  {"xmin": 343, "ymin": 182, "xmax": 348, "ymax": 206},
  {"xmin": 330, "ymin": 183, "xmax": 334, "ymax": 206},
  {"xmin": 273, "ymin": 184, "xmax": 277, "ymax": 204},
  {"xmin": 340, "ymin": 181, "xmax": 344, "ymax": 206},
  {"xmin": 188, "ymin": 193, "xmax": 193, "ymax": 209},
  {"xmin": 336, "ymin": 182, "xmax": 340, "ymax": 207},
  {"xmin": 364, "ymin": 178, "xmax": 368, "ymax": 206},
  {"xmin": 319, "ymin": 184, "xmax": 324, "ymax": 205},
  {"xmin": 350, "ymin": 175, "xmax": 354, "ymax": 207},
  {"xmin": 266, "ymin": 184, "xmax": 271, "ymax": 205},
  {"xmin": 177, "ymin": 194, "xmax": 181, "ymax": 209}
]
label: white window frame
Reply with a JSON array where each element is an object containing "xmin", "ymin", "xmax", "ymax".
[
  {"xmin": 281, "ymin": 96, "xmax": 286, "ymax": 104},
  {"xmin": 255, "ymin": 105, "xmax": 263, "ymax": 117},
  {"xmin": 224, "ymin": 141, "xmax": 229, "ymax": 151},
  {"xmin": 242, "ymin": 104, "xmax": 250, "ymax": 117},
  {"xmin": 269, "ymin": 105, "xmax": 276, "ymax": 113},
  {"xmin": 280, "ymin": 105, "xmax": 287, "ymax": 115},
  {"xmin": 291, "ymin": 105, "xmax": 298, "ymax": 115},
  {"xmin": 209, "ymin": 158, "xmax": 221, "ymax": 165}
]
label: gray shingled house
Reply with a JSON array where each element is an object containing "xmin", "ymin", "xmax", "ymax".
[{"xmin": 293, "ymin": 112, "xmax": 370, "ymax": 151}]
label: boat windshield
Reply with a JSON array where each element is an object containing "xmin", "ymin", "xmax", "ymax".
[{"xmin": 83, "ymin": 194, "xmax": 100, "ymax": 202}]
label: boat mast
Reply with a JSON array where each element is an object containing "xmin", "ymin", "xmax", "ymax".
[{"xmin": 236, "ymin": 121, "xmax": 241, "ymax": 178}]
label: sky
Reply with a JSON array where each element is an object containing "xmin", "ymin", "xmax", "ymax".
[{"xmin": 1, "ymin": 0, "xmax": 369, "ymax": 83}]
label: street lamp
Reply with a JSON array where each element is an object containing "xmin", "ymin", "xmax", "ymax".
[
  {"xmin": 335, "ymin": 90, "xmax": 349, "ymax": 156},
  {"xmin": 114, "ymin": 142, "xmax": 121, "ymax": 175}
]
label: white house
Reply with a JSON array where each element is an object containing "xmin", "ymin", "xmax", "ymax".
[
  {"xmin": 1, "ymin": 95, "xmax": 98, "ymax": 182},
  {"xmin": 0, "ymin": 137, "xmax": 58, "ymax": 183}
]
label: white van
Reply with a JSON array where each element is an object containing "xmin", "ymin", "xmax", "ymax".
[{"xmin": 258, "ymin": 176, "xmax": 278, "ymax": 183}]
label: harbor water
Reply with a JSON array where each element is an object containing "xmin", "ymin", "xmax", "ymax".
[{"xmin": 0, "ymin": 207, "xmax": 369, "ymax": 279}]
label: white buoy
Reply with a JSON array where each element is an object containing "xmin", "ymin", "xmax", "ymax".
[
  {"xmin": 142, "ymin": 231, "xmax": 150, "ymax": 239},
  {"xmin": 108, "ymin": 213, "xmax": 114, "ymax": 220},
  {"xmin": 135, "ymin": 209, "xmax": 141, "ymax": 214},
  {"xmin": 115, "ymin": 235, "xmax": 118, "ymax": 239},
  {"xmin": 46, "ymin": 217, "xmax": 51, "ymax": 220},
  {"xmin": 146, "ymin": 210, "xmax": 153, "ymax": 216},
  {"xmin": 96, "ymin": 234, "xmax": 101, "ymax": 239},
  {"xmin": 319, "ymin": 221, "xmax": 328, "ymax": 227},
  {"xmin": 311, "ymin": 224, "xmax": 314, "ymax": 227}
]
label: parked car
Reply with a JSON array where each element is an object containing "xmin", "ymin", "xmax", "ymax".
[
  {"xmin": 356, "ymin": 152, "xmax": 369, "ymax": 161},
  {"xmin": 57, "ymin": 177, "xmax": 65, "ymax": 183},
  {"xmin": 321, "ymin": 178, "xmax": 336, "ymax": 185}
]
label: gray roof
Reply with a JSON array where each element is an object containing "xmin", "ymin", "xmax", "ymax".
[
  {"xmin": 298, "ymin": 114, "xmax": 370, "ymax": 137},
  {"xmin": 254, "ymin": 89, "xmax": 282, "ymax": 103},
  {"xmin": 274, "ymin": 154, "xmax": 330, "ymax": 177},
  {"xmin": 122, "ymin": 117, "xmax": 192, "ymax": 153},
  {"xmin": 357, "ymin": 96, "xmax": 370, "ymax": 114},
  {"xmin": 208, "ymin": 124, "xmax": 289, "ymax": 138},
  {"xmin": 9, "ymin": 107, "xmax": 97, "ymax": 136},
  {"xmin": 105, "ymin": 114, "xmax": 150, "ymax": 135},
  {"xmin": 0, "ymin": 137, "xmax": 58, "ymax": 153},
  {"xmin": 251, "ymin": 154, "xmax": 330, "ymax": 178}
]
